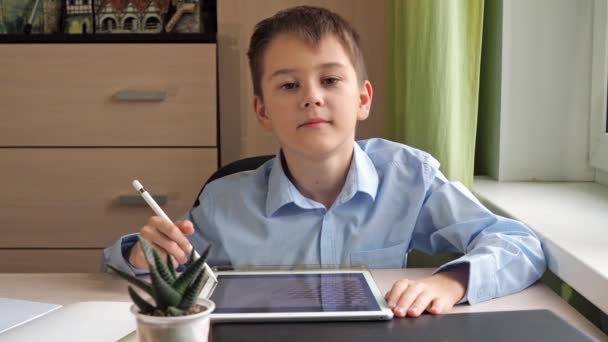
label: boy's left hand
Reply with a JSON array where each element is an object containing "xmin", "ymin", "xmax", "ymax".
[{"xmin": 384, "ymin": 266, "xmax": 469, "ymax": 318}]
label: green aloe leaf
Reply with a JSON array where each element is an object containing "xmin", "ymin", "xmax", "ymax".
[
  {"xmin": 178, "ymin": 271, "xmax": 209, "ymax": 310},
  {"xmin": 186, "ymin": 246, "xmax": 196, "ymax": 266},
  {"xmin": 138, "ymin": 237, "xmax": 158, "ymax": 272},
  {"xmin": 198, "ymin": 243, "xmax": 213, "ymax": 263},
  {"xmin": 150, "ymin": 246, "xmax": 175, "ymax": 285},
  {"xmin": 167, "ymin": 254, "xmax": 177, "ymax": 279},
  {"xmin": 173, "ymin": 244, "xmax": 212, "ymax": 295},
  {"xmin": 128, "ymin": 285, "xmax": 156, "ymax": 314},
  {"xmin": 167, "ymin": 306, "xmax": 185, "ymax": 316},
  {"xmin": 150, "ymin": 264, "xmax": 182, "ymax": 310},
  {"xmin": 107, "ymin": 264, "xmax": 153, "ymax": 296},
  {"xmin": 125, "ymin": 237, "xmax": 214, "ymax": 315}
]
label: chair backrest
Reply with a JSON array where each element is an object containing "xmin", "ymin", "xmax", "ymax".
[{"xmin": 193, "ymin": 155, "xmax": 275, "ymax": 207}]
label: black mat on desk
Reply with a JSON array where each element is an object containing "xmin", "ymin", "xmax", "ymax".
[{"xmin": 211, "ymin": 309, "xmax": 595, "ymax": 342}]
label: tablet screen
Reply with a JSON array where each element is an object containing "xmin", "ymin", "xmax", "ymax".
[{"xmin": 210, "ymin": 273, "xmax": 381, "ymax": 313}]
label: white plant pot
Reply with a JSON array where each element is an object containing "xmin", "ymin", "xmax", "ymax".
[{"xmin": 131, "ymin": 298, "xmax": 215, "ymax": 342}]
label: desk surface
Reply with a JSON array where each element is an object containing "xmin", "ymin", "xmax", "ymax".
[{"xmin": 0, "ymin": 269, "xmax": 606, "ymax": 341}]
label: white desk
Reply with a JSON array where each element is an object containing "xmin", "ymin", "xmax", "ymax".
[
  {"xmin": 474, "ymin": 177, "xmax": 608, "ymax": 314},
  {"xmin": 0, "ymin": 269, "xmax": 606, "ymax": 341}
]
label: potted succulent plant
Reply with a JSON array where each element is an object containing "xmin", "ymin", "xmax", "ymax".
[{"xmin": 108, "ymin": 237, "xmax": 215, "ymax": 342}]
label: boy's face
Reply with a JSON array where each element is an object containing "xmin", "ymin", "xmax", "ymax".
[{"xmin": 253, "ymin": 33, "xmax": 372, "ymax": 160}]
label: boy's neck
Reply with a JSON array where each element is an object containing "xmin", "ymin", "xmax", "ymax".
[{"xmin": 281, "ymin": 143, "xmax": 354, "ymax": 209}]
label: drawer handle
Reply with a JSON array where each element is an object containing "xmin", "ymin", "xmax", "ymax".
[
  {"xmin": 119, "ymin": 194, "xmax": 168, "ymax": 207},
  {"xmin": 112, "ymin": 90, "xmax": 167, "ymax": 102}
]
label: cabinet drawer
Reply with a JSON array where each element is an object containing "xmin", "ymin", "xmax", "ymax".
[
  {"xmin": 0, "ymin": 44, "xmax": 216, "ymax": 146},
  {"xmin": 0, "ymin": 249, "xmax": 103, "ymax": 273},
  {"xmin": 0, "ymin": 148, "xmax": 217, "ymax": 248}
]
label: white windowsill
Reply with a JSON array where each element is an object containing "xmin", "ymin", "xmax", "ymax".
[{"xmin": 473, "ymin": 176, "xmax": 608, "ymax": 314}]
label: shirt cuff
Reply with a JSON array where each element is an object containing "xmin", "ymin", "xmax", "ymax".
[
  {"xmin": 434, "ymin": 254, "xmax": 497, "ymax": 305},
  {"xmin": 433, "ymin": 259, "xmax": 470, "ymax": 304},
  {"xmin": 101, "ymin": 233, "xmax": 150, "ymax": 276}
]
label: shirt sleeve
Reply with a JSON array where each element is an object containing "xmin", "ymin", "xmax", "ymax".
[
  {"xmin": 100, "ymin": 233, "xmax": 150, "ymax": 276},
  {"xmin": 410, "ymin": 170, "xmax": 547, "ymax": 305}
]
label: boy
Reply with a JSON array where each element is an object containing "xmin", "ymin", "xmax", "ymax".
[{"xmin": 103, "ymin": 6, "xmax": 546, "ymax": 318}]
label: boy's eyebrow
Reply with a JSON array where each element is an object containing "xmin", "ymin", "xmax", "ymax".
[{"xmin": 268, "ymin": 63, "xmax": 347, "ymax": 79}]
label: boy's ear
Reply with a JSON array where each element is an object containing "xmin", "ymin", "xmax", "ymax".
[
  {"xmin": 253, "ymin": 95, "xmax": 273, "ymax": 131},
  {"xmin": 357, "ymin": 80, "xmax": 373, "ymax": 121}
]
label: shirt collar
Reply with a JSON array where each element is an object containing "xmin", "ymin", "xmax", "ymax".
[
  {"xmin": 265, "ymin": 142, "xmax": 379, "ymax": 216},
  {"xmin": 338, "ymin": 142, "xmax": 378, "ymax": 204},
  {"xmin": 266, "ymin": 150, "xmax": 303, "ymax": 216}
]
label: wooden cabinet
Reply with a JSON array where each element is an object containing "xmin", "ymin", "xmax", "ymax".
[
  {"xmin": 0, "ymin": 44, "xmax": 216, "ymax": 146},
  {"xmin": 0, "ymin": 42, "xmax": 218, "ymax": 272}
]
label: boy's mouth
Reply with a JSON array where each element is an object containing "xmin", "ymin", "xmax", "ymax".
[{"xmin": 298, "ymin": 118, "xmax": 332, "ymax": 128}]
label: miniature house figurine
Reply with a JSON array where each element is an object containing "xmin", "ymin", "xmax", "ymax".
[
  {"xmin": 95, "ymin": 0, "xmax": 170, "ymax": 33},
  {"xmin": 65, "ymin": 0, "xmax": 94, "ymax": 33}
]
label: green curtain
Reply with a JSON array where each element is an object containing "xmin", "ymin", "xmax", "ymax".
[{"xmin": 386, "ymin": 0, "xmax": 484, "ymax": 189}]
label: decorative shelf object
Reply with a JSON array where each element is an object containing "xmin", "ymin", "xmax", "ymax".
[{"xmin": 0, "ymin": 0, "xmax": 217, "ymax": 43}]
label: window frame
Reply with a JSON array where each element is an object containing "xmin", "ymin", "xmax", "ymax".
[{"xmin": 590, "ymin": 0, "xmax": 608, "ymax": 173}]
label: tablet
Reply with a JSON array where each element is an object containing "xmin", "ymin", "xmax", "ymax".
[{"xmin": 207, "ymin": 268, "xmax": 394, "ymax": 322}]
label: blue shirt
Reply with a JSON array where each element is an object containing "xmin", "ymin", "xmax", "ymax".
[{"xmin": 102, "ymin": 138, "xmax": 546, "ymax": 304}]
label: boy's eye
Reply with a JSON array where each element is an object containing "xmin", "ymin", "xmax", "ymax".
[
  {"xmin": 280, "ymin": 82, "xmax": 298, "ymax": 90},
  {"xmin": 322, "ymin": 77, "xmax": 339, "ymax": 85}
]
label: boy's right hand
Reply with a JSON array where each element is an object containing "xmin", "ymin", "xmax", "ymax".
[{"xmin": 127, "ymin": 217, "xmax": 195, "ymax": 270}]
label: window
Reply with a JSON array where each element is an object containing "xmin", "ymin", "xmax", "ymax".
[
  {"xmin": 590, "ymin": 0, "xmax": 608, "ymax": 173},
  {"xmin": 101, "ymin": 18, "xmax": 117, "ymax": 32},
  {"xmin": 123, "ymin": 17, "xmax": 136, "ymax": 31},
  {"xmin": 144, "ymin": 17, "xmax": 161, "ymax": 32}
]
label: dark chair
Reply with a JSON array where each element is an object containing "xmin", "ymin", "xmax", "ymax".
[{"xmin": 193, "ymin": 155, "xmax": 275, "ymax": 207}]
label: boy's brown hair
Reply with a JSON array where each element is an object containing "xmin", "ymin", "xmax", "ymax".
[{"xmin": 247, "ymin": 6, "xmax": 368, "ymax": 98}]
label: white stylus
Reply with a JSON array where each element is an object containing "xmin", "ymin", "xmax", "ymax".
[{"xmin": 132, "ymin": 180, "xmax": 217, "ymax": 283}]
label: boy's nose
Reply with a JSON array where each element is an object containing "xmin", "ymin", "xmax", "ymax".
[
  {"xmin": 300, "ymin": 85, "xmax": 324, "ymax": 108},
  {"xmin": 302, "ymin": 99, "xmax": 323, "ymax": 108}
]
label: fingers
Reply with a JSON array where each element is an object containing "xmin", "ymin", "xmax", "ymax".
[
  {"xmin": 138, "ymin": 216, "xmax": 192, "ymax": 264},
  {"xmin": 175, "ymin": 220, "xmax": 195, "ymax": 236},
  {"xmin": 140, "ymin": 225, "xmax": 188, "ymax": 264},
  {"xmin": 130, "ymin": 240, "xmax": 180, "ymax": 269},
  {"xmin": 407, "ymin": 292, "xmax": 434, "ymax": 317},
  {"xmin": 150, "ymin": 216, "xmax": 193, "ymax": 253},
  {"xmin": 149, "ymin": 241, "xmax": 180, "ymax": 269},
  {"xmin": 428, "ymin": 298, "xmax": 451, "ymax": 315},
  {"xmin": 393, "ymin": 281, "xmax": 425, "ymax": 317},
  {"xmin": 385, "ymin": 279, "xmax": 454, "ymax": 318},
  {"xmin": 385, "ymin": 279, "xmax": 413, "ymax": 309}
]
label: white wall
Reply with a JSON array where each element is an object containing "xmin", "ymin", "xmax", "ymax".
[
  {"xmin": 498, "ymin": 0, "xmax": 596, "ymax": 181},
  {"xmin": 589, "ymin": 0, "xmax": 608, "ymax": 176}
]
